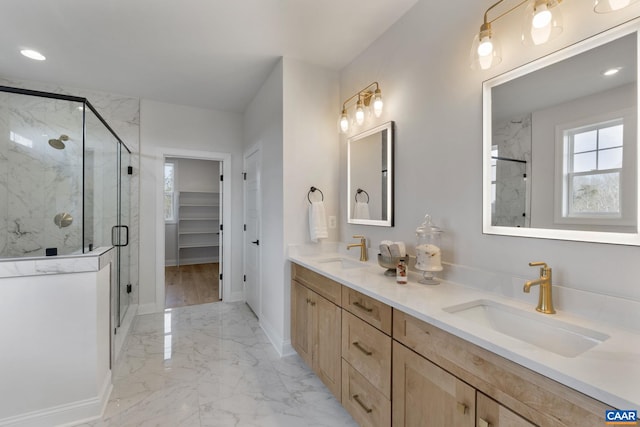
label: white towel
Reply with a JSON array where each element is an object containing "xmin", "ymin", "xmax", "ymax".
[
  {"xmin": 309, "ymin": 201, "xmax": 328, "ymax": 242},
  {"xmin": 394, "ymin": 241, "xmax": 406, "ymax": 256},
  {"xmin": 354, "ymin": 202, "xmax": 370, "ymax": 220}
]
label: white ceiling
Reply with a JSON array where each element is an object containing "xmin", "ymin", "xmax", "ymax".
[{"xmin": 0, "ymin": 0, "xmax": 418, "ymax": 112}]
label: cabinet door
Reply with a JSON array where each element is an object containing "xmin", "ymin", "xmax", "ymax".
[
  {"xmin": 314, "ymin": 294, "xmax": 342, "ymax": 399},
  {"xmin": 477, "ymin": 392, "xmax": 536, "ymax": 427},
  {"xmin": 291, "ymin": 280, "xmax": 313, "ymax": 367},
  {"xmin": 392, "ymin": 341, "xmax": 475, "ymax": 427}
]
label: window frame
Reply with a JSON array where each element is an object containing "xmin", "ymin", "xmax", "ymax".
[
  {"xmin": 554, "ymin": 108, "xmax": 636, "ymax": 227},
  {"xmin": 164, "ymin": 161, "xmax": 177, "ymax": 224},
  {"xmin": 565, "ymin": 119, "xmax": 623, "ymax": 219}
]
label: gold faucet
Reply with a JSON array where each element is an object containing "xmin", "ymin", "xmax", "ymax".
[
  {"xmin": 523, "ymin": 262, "xmax": 555, "ymax": 314},
  {"xmin": 347, "ymin": 235, "xmax": 368, "ymax": 262}
]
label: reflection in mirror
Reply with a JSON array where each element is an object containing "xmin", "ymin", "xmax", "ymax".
[
  {"xmin": 348, "ymin": 121, "xmax": 394, "ymax": 227},
  {"xmin": 483, "ymin": 22, "xmax": 640, "ymax": 245}
]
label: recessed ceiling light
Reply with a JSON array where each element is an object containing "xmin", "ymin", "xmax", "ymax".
[
  {"xmin": 20, "ymin": 49, "xmax": 46, "ymax": 61},
  {"xmin": 603, "ymin": 67, "xmax": 621, "ymax": 76}
]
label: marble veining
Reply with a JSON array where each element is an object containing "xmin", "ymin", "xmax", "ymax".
[
  {"xmin": 0, "ymin": 77, "xmax": 140, "ymax": 306},
  {"xmin": 77, "ymin": 302, "xmax": 356, "ymax": 427}
]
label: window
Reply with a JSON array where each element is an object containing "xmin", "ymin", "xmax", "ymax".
[
  {"xmin": 563, "ymin": 119, "xmax": 623, "ymax": 218},
  {"xmin": 164, "ymin": 162, "xmax": 176, "ymax": 222}
]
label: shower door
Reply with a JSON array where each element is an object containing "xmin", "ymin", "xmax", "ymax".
[{"xmin": 117, "ymin": 146, "xmax": 131, "ymax": 326}]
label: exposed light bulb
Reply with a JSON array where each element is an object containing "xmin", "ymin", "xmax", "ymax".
[
  {"xmin": 20, "ymin": 49, "xmax": 46, "ymax": 61},
  {"xmin": 532, "ymin": 5, "xmax": 552, "ymax": 29},
  {"xmin": 477, "ymin": 36, "xmax": 494, "ymax": 57},
  {"xmin": 355, "ymin": 100, "xmax": 365, "ymax": 125},
  {"xmin": 339, "ymin": 109, "xmax": 349, "ymax": 133},
  {"xmin": 372, "ymin": 89, "xmax": 383, "ymax": 117}
]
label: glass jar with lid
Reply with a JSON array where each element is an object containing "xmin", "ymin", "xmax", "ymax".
[{"xmin": 415, "ymin": 214, "xmax": 443, "ymax": 285}]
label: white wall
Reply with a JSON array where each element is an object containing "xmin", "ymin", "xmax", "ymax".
[
  {"xmin": 340, "ymin": 1, "xmax": 640, "ymax": 301},
  {"xmin": 243, "ymin": 57, "xmax": 339, "ymax": 355},
  {"xmin": 283, "ymin": 58, "xmax": 340, "ymax": 353},
  {"xmin": 139, "ymin": 99, "xmax": 244, "ymax": 311},
  {"xmin": 243, "ymin": 59, "xmax": 285, "ymax": 349}
]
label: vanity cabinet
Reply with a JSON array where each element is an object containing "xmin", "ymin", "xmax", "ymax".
[
  {"xmin": 392, "ymin": 341, "xmax": 475, "ymax": 426},
  {"xmin": 290, "ymin": 262, "xmax": 613, "ymax": 427},
  {"xmin": 291, "ymin": 266, "xmax": 342, "ymax": 399},
  {"xmin": 341, "ymin": 296, "xmax": 392, "ymax": 427},
  {"xmin": 477, "ymin": 392, "xmax": 536, "ymax": 427},
  {"xmin": 392, "ymin": 309, "xmax": 610, "ymax": 427}
]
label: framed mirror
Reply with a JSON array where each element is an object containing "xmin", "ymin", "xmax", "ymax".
[
  {"xmin": 483, "ymin": 21, "xmax": 640, "ymax": 245},
  {"xmin": 348, "ymin": 121, "xmax": 394, "ymax": 227}
]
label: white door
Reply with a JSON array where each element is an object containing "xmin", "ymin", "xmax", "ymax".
[{"xmin": 244, "ymin": 148, "xmax": 261, "ymax": 316}]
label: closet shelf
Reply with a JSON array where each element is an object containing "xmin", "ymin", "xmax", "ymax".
[
  {"xmin": 178, "ymin": 243, "xmax": 220, "ymax": 249},
  {"xmin": 179, "ymin": 217, "xmax": 219, "ymax": 221},
  {"xmin": 177, "ymin": 190, "xmax": 221, "ymax": 266}
]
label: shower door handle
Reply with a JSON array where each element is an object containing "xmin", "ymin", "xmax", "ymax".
[{"xmin": 112, "ymin": 225, "xmax": 129, "ymax": 247}]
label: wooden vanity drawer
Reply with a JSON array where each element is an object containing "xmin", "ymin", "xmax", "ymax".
[
  {"xmin": 292, "ymin": 263, "xmax": 342, "ymax": 306},
  {"xmin": 342, "ymin": 286, "xmax": 392, "ymax": 334},
  {"xmin": 342, "ymin": 310, "xmax": 391, "ymax": 398},
  {"xmin": 392, "ymin": 309, "xmax": 611, "ymax": 427},
  {"xmin": 342, "ymin": 359, "xmax": 391, "ymax": 427}
]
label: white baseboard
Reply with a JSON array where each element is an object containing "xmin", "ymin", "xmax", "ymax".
[
  {"xmin": 260, "ymin": 316, "xmax": 287, "ymax": 357},
  {"xmin": 114, "ymin": 304, "xmax": 137, "ymax": 363},
  {"xmin": 224, "ymin": 290, "xmax": 244, "ymax": 302},
  {"xmin": 137, "ymin": 302, "xmax": 159, "ymax": 315},
  {"xmin": 165, "ymin": 259, "xmax": 177, "ymax": 267},
  {"xmin": 0, "ymin": 371, "xmax": 112, "ymax": 427}
]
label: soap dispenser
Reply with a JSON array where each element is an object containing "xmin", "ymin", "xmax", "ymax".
[{"xmin": 415, "ymin": 214, "xmax": 443, "ymax": 285}]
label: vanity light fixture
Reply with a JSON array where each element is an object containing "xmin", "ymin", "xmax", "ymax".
[
  {"xmin": 471, "ymin": 0, "xmax": 563, "ymax": 70},
  {"xmin": 338, "ymin": 82, "xmax": 383, "ymax": 134},
  {"xmin": 20, "ymin": 49, "xmax": 46, "ymax": 61},
  {"xmin": 594, "ymin": 0, "xmax": 640, "ymax": 13}
]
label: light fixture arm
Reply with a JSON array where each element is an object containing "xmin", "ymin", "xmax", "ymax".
[
  {"xmin": 483, "ymin": 0, "xmax": 529, "ymax": 27},
  {"xmin": 341, "ymin": 81, "xmax": 381, "ymax": 111}
]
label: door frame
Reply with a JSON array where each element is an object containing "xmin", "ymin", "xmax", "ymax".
[
  {"xmin": 243, "ymin": 143, "xmax": 262, "ymax": 317},
  {"xmin": 155, "ymin": 147, "xmax": 231, "ymax": 310}
]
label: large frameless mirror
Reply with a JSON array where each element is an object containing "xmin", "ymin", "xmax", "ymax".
[
  {"xmin": 348, "ymin": 121, "xmax": 394, "ymax": 227},
  {"xmin": 483, "ymin": 21, "xmax": 640, "ymax": 245}
]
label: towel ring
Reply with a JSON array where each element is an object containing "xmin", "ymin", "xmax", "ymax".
[
  {"xmin": 308, "ymin": 186, "xmax": 324, "ymax": 204},
  {"xmin": 355, "ymin": 188, "xmax": 369, "ymax": 203}
]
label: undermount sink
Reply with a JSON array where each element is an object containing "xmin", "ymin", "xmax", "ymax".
[
  {"xmin": 315, "ymin": 257, "xmax": 367, "ymax": 269},
  {"xmin": 443, "ymin": 299, "xmax": 609, "ymax": 358}
]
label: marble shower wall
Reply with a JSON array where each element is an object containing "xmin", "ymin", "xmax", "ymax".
[
  {"xmin": 0, "ymin": 91, "xmax": 84, "ymax": 257},
  {"xmin": 492, "ymin": 114, "xmax": 532, "ymax": 228},
  {"xmin": 0, "ymin": 77, "xmax": 140, "ymax": 304}
]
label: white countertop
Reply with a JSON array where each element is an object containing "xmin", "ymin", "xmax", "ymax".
[
  {"xmin": 0, "ymin": 246, "xmax": 114, "ymax": 278},
  {"xmin": 289, "ymin": 244, "xmax": 640, "ymax": 410}
]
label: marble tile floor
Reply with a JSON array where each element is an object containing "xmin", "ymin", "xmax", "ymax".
[{"xmin": 79, "ymin": 301, "xmax": 357, "ymax": 427}]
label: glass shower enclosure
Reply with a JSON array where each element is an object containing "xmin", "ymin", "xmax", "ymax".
[{"xmin": 0, "ymin": 86, "xmax": 132, "ymax": 326}]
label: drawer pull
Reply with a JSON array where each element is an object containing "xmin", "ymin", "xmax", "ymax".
[
  {"xmin": 353, "ymin": 301, "xmax": 373, "ymax": 312},
  {"xmin": 478, "ymin": 418, "xmax": 490, "ymax": 427},
  {"xmin": 309, "ymin": 300, "xmax": 316, "ymax": 306},
  {"xmin": 352, "ymin": 341, "xmax": 373, "ymax": 356},
  {"xmin": 352, "ymin": 394, "xmax": 373, "ymax": 413},
  {"xmin": 457, "ymin": 402, "xmax": 468, "ymax": 415}
]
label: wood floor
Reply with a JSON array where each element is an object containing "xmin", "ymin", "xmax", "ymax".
[{"xmin": 165, "ymin": 263, "xmax": 220, "ymax": 308}]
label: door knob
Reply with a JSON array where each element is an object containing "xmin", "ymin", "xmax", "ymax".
[{"xmin": 252, "ymin": 240, "xmax": 260, "ymax": 245}]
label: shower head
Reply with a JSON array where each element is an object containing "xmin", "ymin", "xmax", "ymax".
[{"xmin": 48, "ymin": 134, "xmax": 69, "ymax": 150}]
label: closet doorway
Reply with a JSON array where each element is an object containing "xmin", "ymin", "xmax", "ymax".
[{"xmin": 164, "ymin": 157, "xmax": 222, "ymax": 308}]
